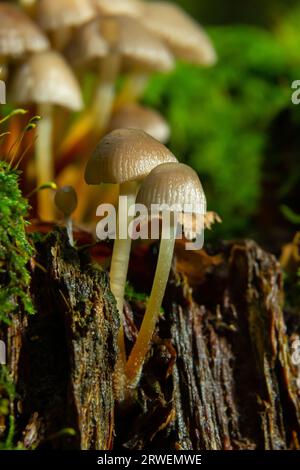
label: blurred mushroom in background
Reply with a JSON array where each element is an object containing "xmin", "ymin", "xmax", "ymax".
[
  {"xmin": 9, "ymin": 50, "xmax": 83, "ymax": 221},
  {"xmin": 140, "ymin": 1, "xmax": 217, "ymax": 66},
  {"xmin": 37, "ymin": 0, "xmax": 98, "ymax": 49},
  {"xmin": 108, "ymin": 103, "xmax": 170, "ymax": 144},
  {"xmin": 0, "ymin": 2, "xmax": 49, "ymax": 76}
]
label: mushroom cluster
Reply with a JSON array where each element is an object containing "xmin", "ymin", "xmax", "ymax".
[
  {"xmin": 0, "ymin": 0, "xmax": 216, "ymax": 222},
  {"xmin": 0, "ymin": 0, "xmax": 216, "ymax": 401},
  {"xmin": 85, "ymin": 129, "xmax": 206, "ymax": 400}
]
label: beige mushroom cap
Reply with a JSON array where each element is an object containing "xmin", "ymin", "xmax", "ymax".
[
  {"xmin": 141, "ymin": 2, "xmax": 217, "ymax": 66},
  {"xmin": 37, "ymin": 0, "xmax": 97, "ymax": 31},
  {"xmin": 137, "ymin": 162, "xmax": 206, "ymax": 214},
  {"xmin": 85, "ymin": 128, "xmax": 178, "ymax": 185},
  {"xmin": 65, "ymin": 17, "xmax": 109, "ymax": 66},
  {"xmin": 94, "ymin": 0, "xmax": 141, "ymax": 18},
  {"xmin": 108, "ymin": 104, "xmax": 170, "ymax": 144},
  {"xmin": 115, "ymin": 16, "xmax": 174, "ymax": 73},
  {"xmin": 0, "ymin": 3, "xmax": 49, "ymax": 58},
  {"xmin": 9, "ymin": 51, "xmax": 83, "ymax": 111}
]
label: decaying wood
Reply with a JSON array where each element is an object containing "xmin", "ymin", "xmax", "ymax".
[
  {"xmin": 117, "ymin": 240, "xmax": 300, "ymax": 450},
  {"xmin": 2, "ymin": 229, "xmax": 300, "ymax": 450},
  {"xmin": 3, "ymin": 229, "xmax": 119, "ymax": 449}
]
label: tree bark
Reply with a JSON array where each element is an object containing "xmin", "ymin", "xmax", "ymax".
[{"xmin": 2, "ymin": 230, "xmax": 300, "ymax": 450}]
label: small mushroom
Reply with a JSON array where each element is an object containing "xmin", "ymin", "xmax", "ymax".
[
  {"xmin": 94, "ymin": 15, "xmax": 174, "ymax": 133},
  {"xmin": 108, "ymin": 103, "xmax": 170, "ymax": 144},
  {"xmin": 85, "ymin": 129, "xmax": 177, "ymax": 366},
  {"xmin": 0, "ymin": 2, "xmax": 49, "ymax": 72},
  {"xmin": 141, "ymin": 1, "xmax": 217, "ymax": 66},
  {"xmin": 37, "ymin": 0, "xmax": 98, "ymax": 49},
  {"xmin": 65, "ymin": 15, "xmax": 119, "ymax": 134},
  {"xmin": 125, "ymin": 162, "xmax": 206, "ymax": 395},
  {"xmin": 55, "ymin": 185, "xmax": 78, "ymax": 246},
  {"xmin": 113, "ymin": 15, "xmax": 175, "ymax": 108},
  {"xmin": 10, "ymin": 51, "xmax": 83, "ymax": 221}
]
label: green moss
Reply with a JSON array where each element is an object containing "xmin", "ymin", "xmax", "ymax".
[
  {"xmin": 0, "ymin": 160, "xmax": 35, "ymax": 325},
  {"xmin": 143, "ymin": 25, "xmax": 298, "ymax": 238},
  {"xmin": 0, "ymin": 367, "xmax": 19, "ymax": 450}
]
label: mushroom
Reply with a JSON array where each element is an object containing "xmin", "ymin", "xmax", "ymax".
[
  {"xmin": 140, "ymin": 1, "xmax": 217, "ymax": 66},
  {"xmin": 65, "ymin": 15, "xmax": 119, "ymax": 134},
  {"xmin": 0, "ymin": 2, "xmax": 49, "ymax": 72},
  {"xmin": 108, "ymin": 103, "xmax": 170, "ymax": 144},
  {"xmin": 10, "ymin": 51, "xmax": 83, "ymax": 221},
  {"xmin": 85, "ymin": 129, "xmax": 178, "ymax": 366},
  {"xmin": 37, "ymin": 0, "xmax": 98, "ymax": 49},
  {"xmin": 125, "ymin": 162, "xmax": 206, "ymax": 394},
  {"xmin": 113, "ymin": 15, "xmax": 175, "ymax": 109},
  {"xmin": 55, "ymin": 185, "xmax": 78, "ymax": 246},
  {"xmin": 64, "ymin": 14, "xmax": 173, "ymax": 141}
]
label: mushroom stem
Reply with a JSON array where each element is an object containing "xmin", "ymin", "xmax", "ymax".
[
  {"xmin": 92, "ymin": 53, "xmax": 121, "ymax": 133},
  {"xmin": 124, "ymin": 230, "xmax": 176, "ymax": 396},
  {"xmin": 110, "ymin": 180, "xmax": 139, "ymax": 365},
  {"xmin": 115, "ymin": 72, "xmax": 149, "ymax": 109},
  {"xmin": 65, "ymin": 216, "xmax": 74, "ymax": 247},
  {"xmin": 36, "ymin": 103, "xmax": 54, "ymax": 221}
]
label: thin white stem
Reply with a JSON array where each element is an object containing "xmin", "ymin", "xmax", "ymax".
[
  {"xmin": 110, "ymin": 181, "xmax": 138, "ymax": 402},
  {"xmin": 124, "ymin": 231, "xmax": 176, "ymax": 396},
  {"xmin": 66, "ymin": 217, "xmax": 74, "ymax": 247},
  {"xmin": 36, "ymin": 103, "xmax": 54, "ymax": 221},
  {"xmin": 110, "ymin": 181, "xmax": 138, "ymax": 355}
]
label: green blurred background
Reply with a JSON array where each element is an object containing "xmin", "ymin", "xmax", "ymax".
[{"xmin": 143, "ymin": 0, "xmax": 300, "ymax": 251}]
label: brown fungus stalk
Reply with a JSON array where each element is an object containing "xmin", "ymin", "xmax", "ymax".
[{"xmin": 124, "ymin": 162, "xmax": 206, "ymax": 398}]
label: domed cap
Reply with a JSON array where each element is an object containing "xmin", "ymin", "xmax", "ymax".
[
  {"xmin": 141, "ymin": 2, "xmax": 217, "ymax": 66},
  {"xmin": 115, "ymin": 16, "xmax": 174, "ymax": 73},
  {"xmin": 65, "ymin": 17, "xmax": 110, "ymax": 66},
  {"xmin": 37, "ymin": 0, "xmax": 97, "ymax": 31},
  {"xmin": 0, "ymin": 2, "xmax": 49, "ymax": 57},
  {"xmin": 94, "ymin": 0, "xmax": 141, "ymax": 18},
  {"xmin": 10, "ymin": 51, "xmax": 83, "ymax": 111},
  {"xmin": 85, "ymin": 128, "xmax": 177, "ymax": 185},
  {"xmin": 55, "ymin": 186, "xmax": 78, "ymax": 216},
  {"xmin": 108, "ymin": 104, "xmax": 170, "ymax": 144},
  {"xmin": 136, "ymin": 162, "xmax": 206, "ymax": 214}
]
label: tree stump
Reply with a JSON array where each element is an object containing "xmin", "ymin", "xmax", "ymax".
[{"xmin": 1, "ymin": 230, "xmax": 300, "ymax": 450}]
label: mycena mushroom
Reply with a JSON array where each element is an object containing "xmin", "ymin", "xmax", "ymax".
[
  {"xmin": 125, "ymin": 162, "xmax": 206, "ymax": 396},
  {"xmin": 10, "ymin": 50, "xmax": 83, "ymax": 221},
  {"xmin": 85, "ymin": 129, "xmax": 177, "ymax": 369}
]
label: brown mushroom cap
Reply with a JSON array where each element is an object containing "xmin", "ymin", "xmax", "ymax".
[
  {"xmin": 37, "ymin": 0, "xmax": 97, "ymax": 32},
  {"xmin": 65, "ymin": 17, "xmax": 110, "ymax": 67},
  {"xmin": 136, "ymin": 162, "xmax": 206, "ymax": 214},
  {"xmin": 85, "ymin": 128, "xmax": 178, "ymax": 185},
  {"xmin": 140, "ymin": 2, "xmax": 217, "ymax": 66},
  {"xmin": 9, "ymin": 51, "xmax": 83, "ymax": 111},
  {"xmin": 114, "ymin": 16, "xmax": 174, "ymax": 73},
  {"xmin": 94, "ymin": 0, "xmax": 141, "ymax": 18},
  {"xmin": 55, "ymin": 186, "xmax": 78, "ymax": 216},
  {"xmin": 0, "ymin": 2, "xmax": 49, "ymax": 58},
  {"xmin": 108, "ymin": 104, "xmax": 170, "ymax": 144}
]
